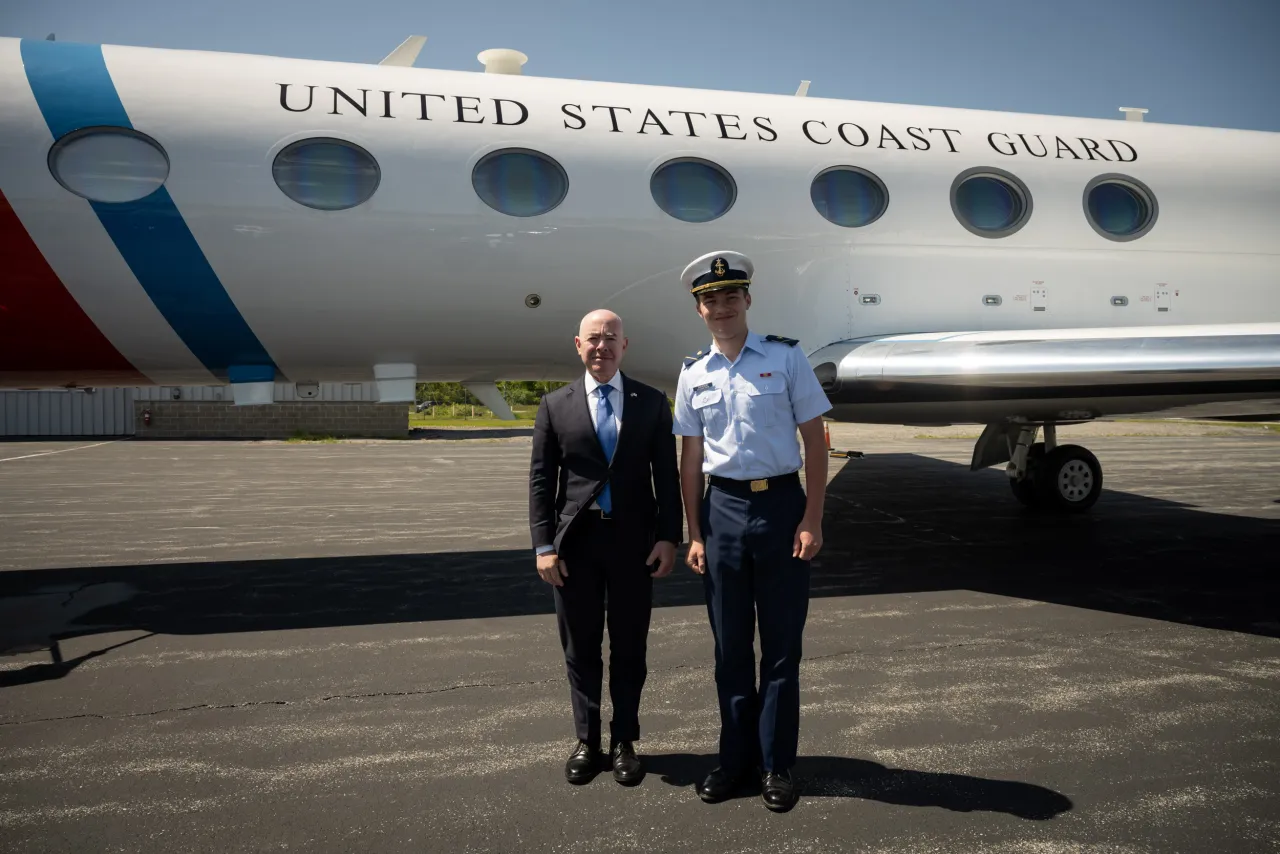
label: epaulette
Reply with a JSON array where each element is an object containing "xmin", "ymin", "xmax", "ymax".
[
  {"xmin": 765, "ymin": 334, "xmax": 799, "ymax": 346},
  {"xmin": 682, "ymin": 349, "xmax": 707, "ymax": 369}
]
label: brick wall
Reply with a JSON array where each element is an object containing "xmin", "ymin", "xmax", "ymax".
[{"xmin": 133, "ymin": 401, "xmax": 408, "ymax": 439}]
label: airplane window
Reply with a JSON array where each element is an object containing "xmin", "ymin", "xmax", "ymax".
[
  {"xmin": 811, "ymin": 166, "xmax": 888, "ymax": 227},
  {"xmin": 650, "ymin": 158, "xmax": 736, "ymax": 223},
  {"xmin": 950, "ymin": 167, "xmax": 1032, "ymax": 238},
  {"xmin": 272, "ymin": 138, "xmax": 380, "ymax": 211},
  {"xmin": 472, "ymin": 149, "xmax": 568, "ymax": 217},
  {"xmin": 47, "ymin": 127, "xmax": 169, "ymax": 203},
  {"xmin": 1084, "ymin": 175, "xmax": 1157, "ymax": 241}
]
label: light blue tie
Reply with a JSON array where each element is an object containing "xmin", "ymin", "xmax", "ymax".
[{"xmin": 596, "ymin": 385, "xmax": 617, "ymax": 514}]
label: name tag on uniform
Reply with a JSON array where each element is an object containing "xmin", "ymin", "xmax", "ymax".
[{"xmin": 692, "ymin": 385, "xmax": 722, "ymax": 409}]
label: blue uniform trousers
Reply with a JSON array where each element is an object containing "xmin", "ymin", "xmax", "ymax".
[{"xmin": 701, "ymin": 476, "xmax": 810, "ymax": 774}]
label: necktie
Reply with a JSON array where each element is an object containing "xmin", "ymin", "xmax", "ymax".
[{"xmin": 596, "ymin": 385, "xmax": 617, "ymax": 514}]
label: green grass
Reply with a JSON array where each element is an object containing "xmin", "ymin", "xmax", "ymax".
[
  {"xmin": 408, "ymin": 403, "xmax": 536, "ymax": 429},
  {"xmin": 1111, "ymin": 419, "xmax": 1280, "ymax": 436},
  {"xmin": 285, "ymin": 432, "xmax": 339, "ymax": 443},
  {"xmin": 909, "ymin": 420, "xmax": 1280, "ymax": 441},
  {"xmin": 1199, "ymin": 421, "xmax": 1280, "ymax": 434},
  {"xmin": 1121, "ymin": 418, "xmax": 1279, "ymax": 430},
  {"xmin": 410, "ymin": 417, "xmax": 533, "ymax": 429},
  {"xmin": 410, "ymin": 404, "xmax": 535, "ymax": 417}
]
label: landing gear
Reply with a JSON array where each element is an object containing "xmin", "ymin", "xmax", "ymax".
[
  {"xmin": 1009, "ymin": 442, "xmax": 1045, "ymax": 508},
  {"xmin": 1005, "ymin": 424, "xmax": 1103, "ymax": 513},
  {"xmin": 1036, "ymin": 444, "xmax": 1103, "ymax": 511}
]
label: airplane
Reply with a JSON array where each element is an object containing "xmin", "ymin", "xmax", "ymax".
[{"xmin": 1, "ymin": 36, "xmax": 1277, "ymax": 513}]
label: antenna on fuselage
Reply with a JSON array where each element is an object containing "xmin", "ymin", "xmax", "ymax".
[
  {"xmin": 379, "ymin": 35, "xmax": 427, "ymax": 67},
  {"xmin": 795, "ymin": 80, "xmax": 810, "ymax": 97},
  {"xmin": 1119, "ymin": 107, "xmax": 1148, "ymax": 122},
  {"xmin": 478, "ymin": 48, "xmax": 528, "ymax": 74}
]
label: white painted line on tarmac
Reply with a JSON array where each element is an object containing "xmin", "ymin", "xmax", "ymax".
[{"xmin": 0, "ymin": 440, "xmax": 121, "ymax": 463}]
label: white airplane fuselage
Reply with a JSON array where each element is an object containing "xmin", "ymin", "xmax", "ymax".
[{"xmin": 1, "ymin": 38, "xmax": 1277, "ymax": 424}]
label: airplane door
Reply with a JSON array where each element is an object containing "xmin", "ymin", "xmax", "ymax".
[{"xmin": 1155, "ymin": 285, "xmax": 1171, "ymax": 313}]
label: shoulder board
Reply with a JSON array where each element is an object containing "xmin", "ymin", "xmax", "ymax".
[
  {"xmin": 765, "ymin": 335, "xmax": 799, "ymax": 347},
  {"xmin": 682, "ymin": 350, "xmax": 706, "ymax": 369}
]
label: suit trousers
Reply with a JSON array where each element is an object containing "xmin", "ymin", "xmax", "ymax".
[
  {"xmin": 552, "ymin": 513, "xmax": 654, "ymax": 745},
  {"xmin": 701, "ymin": 479, "xmax": 811, "ymax": 774}
]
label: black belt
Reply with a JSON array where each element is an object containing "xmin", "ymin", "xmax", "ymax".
[{"xmin": 708, "ymin": 471, "xmax": 800, "ymax": 496}]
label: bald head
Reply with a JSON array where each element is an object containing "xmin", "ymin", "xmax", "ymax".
[
  {"xmin": 575, "ymin": 309, "xmax": 628, "ymax": 382},
  {"xmin": 578, "ymin": 309, "xmax": 623, "ymax": 338}
]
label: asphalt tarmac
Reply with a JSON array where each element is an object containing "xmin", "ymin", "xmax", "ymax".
[{"xmin": 1, "ymin": 426, "xmax": 1278, "ymax": 853}]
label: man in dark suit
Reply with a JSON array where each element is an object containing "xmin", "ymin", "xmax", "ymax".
[{"xmin": 530, "ymin": 309, "xmax": 683, "ymax": 785}]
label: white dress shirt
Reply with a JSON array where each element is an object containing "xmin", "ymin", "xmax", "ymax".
[
  {"xmin": 583, "ymin": 370, "xmax": 624, "ymax": 508},
  {"xmin": 583, "ymin": 369, "xmax": 624, "ymax": 446}
]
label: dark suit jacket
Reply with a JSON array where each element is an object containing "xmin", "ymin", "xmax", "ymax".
[{"xmin": 529, "ymin": 373, "xmax": 682, "ymax": 554}]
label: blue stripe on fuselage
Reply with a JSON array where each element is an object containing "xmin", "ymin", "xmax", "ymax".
[{"xmin": 20, "ymin": 39, "xmax": 277, "ymax": 382}]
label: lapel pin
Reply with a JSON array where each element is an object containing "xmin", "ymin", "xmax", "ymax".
[{"xmin": 630, "ymin": 392, "xmax": 637, "ymax": 398}]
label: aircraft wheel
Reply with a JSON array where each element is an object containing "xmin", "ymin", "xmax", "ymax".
[
  {"xmin": 1009, "ymin": 443, "xmax": 1045, "ymax": 508},
  {"xmin": 1037, "ymin": 445, "xmax": 1102, "ymax": 513}
]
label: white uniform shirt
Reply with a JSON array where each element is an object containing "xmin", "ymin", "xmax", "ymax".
[{"xmin": 673, "ymin": 332, "xmax": 832, "ymax": 480}]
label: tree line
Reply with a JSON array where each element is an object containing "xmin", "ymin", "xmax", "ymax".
[{"xmin": 415, "ymin": 381, "xmax": 567, "ymax": 407}]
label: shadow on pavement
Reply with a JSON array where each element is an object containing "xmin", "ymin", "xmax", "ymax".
[
  {"xmin": 3, "ymin": 453, "xmax": 1277, "ymax": 686},
  {"xmin": 643, "ymin": 752, "xmax": 1073, "ymax": 819},
  {"xmin": 0, "ymin": 633, "xmax": 154, "ymax": 689}
]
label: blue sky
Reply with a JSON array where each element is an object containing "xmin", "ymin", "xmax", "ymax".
[{"xmin": 3, "ymin": 0, "xmax": 1278, "ymax": 131}]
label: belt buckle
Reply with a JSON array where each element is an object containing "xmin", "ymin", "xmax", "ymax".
[{"xmin": 749, "ymin": 479, "xmax": 768, "ymax": 493}]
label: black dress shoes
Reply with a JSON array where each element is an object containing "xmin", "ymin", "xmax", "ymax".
[
  {"xmin": 696, "ymin": 767, "xmax": 749, "ymax": 803},
  {"xmin": 564, "ymin": 740, "xmax": 602, "ymax": 784},
  {"xmin": 610, "ymin": 741, "xmax": 643, "ymax": 785},
  {"xmin": 761, "ymin": 770, "xmax": 798, "ymax": 812}
]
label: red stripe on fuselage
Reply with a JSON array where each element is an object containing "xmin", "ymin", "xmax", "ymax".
[{"xmin": 0, "ymin": 189, "xmax": 147, "ymax": 385}]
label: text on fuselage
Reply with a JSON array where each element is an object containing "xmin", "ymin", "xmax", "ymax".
[{"xmin": 277, "ymin": 85, "xmax": 1138, "ymax": 162}]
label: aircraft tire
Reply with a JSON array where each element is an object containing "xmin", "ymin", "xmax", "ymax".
[{"xmin": 1036, "ymin": 444, "xmax": 1103, "ymax": 513}]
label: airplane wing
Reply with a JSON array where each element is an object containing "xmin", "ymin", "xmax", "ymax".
[
  {"xmin": 379, "ymin": 35, "xmax": 427, "ymax": 67},
  {"xmin": 808, "ymin": 322, "xmax": 1280, "ymax": 424}
]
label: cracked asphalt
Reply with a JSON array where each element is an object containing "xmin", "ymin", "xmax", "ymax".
[{"xmin": 1, "ymin": 427, "xmax": 1279, "ymax": 853}]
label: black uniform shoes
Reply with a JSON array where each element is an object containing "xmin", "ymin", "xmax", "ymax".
[
  {"xmin": 610, "ymin": 741, "xmax": 643, "ymax": 785},
  {"xmin": 564, "ymin": 740, "xmax": 603, "ymax": 784},
  {"xmin": 696, "ymin": 767, "xmax": 751, "ymax": 802},
  {"xmin": 697, "ymin": 766, "xmax": 800, "ymax": 811},
  {"xmin": 761, "ymin": 770, "xmax": 798, "ymax": 812},
  {"xmin": 564, "ymin": 740, "xmax": 645, "ymax": 785}
]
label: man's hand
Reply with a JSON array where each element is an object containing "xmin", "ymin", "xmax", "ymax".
[
  {"xmin": 536, "ymin": 552, "xmax": 569, "ymax": 587},
  {"xmin": 793, "ymin": 517, "xmax": 823, "ymax": 561},
  {"xmin": 685, "ymin": 539, "xmax": 707, "ymax": 575},
  {"xmin": 646, "ymin": 541, "xmax": 677, "ymax": 578}
]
